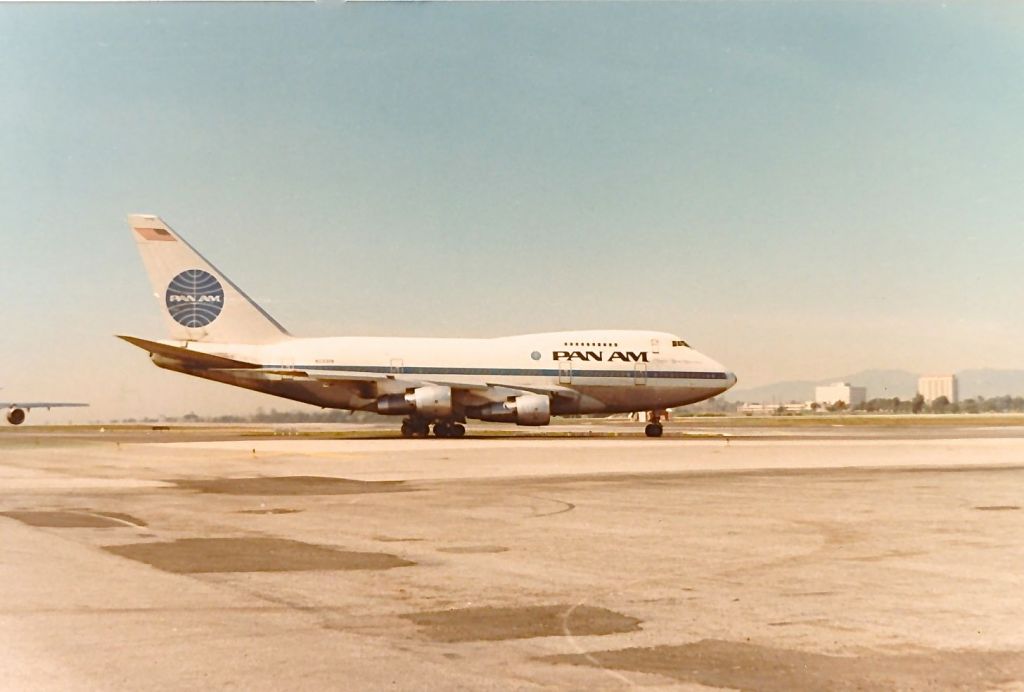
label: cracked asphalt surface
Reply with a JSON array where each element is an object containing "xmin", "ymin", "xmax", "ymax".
[{"xmin": 1, "ymin": 423, "xmax": 1022, "ymax": 690}]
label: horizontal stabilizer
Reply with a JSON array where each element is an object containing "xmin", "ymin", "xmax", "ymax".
[{"xmin": 117, "ymin": 335, "xmax": 259, "ymax": 370}]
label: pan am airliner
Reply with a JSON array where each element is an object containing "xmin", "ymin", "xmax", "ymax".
[{"xmin": 120, "ymin": 215, "xmax": 736, "ymax": 437}]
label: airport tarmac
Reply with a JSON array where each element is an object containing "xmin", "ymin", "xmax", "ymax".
[{"xmin": 1, "ymin": 422, "xmax": 1022, "ymax": 690}]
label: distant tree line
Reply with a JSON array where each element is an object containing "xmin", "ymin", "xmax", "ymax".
[
  {"xmin": 118, "ymin": 408, "xmax": 387, "ymax": 424},
  {"xmin": 680, "ymin": 394, "xmax": 1024, "ymax": 416},
  {"xmin": 854, "ymin": 394, "xmax": 1024, "ymax": 414}
]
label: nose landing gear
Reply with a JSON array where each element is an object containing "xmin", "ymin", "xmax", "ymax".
[{"xmin": 643, "ymin": 410, "xmax": 665, "ymax": 438}]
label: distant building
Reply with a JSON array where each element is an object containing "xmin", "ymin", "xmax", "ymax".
[
  {"xmin": 918, "ymin": 375, "xmax": 958, "ymax": 404},
  {"xmin": 814, "ymin": 382, "xmax": 867, "ymax": 407}
]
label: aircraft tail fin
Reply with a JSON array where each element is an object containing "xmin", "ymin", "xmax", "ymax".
[{"xmin": 128, "ymin": 215, "xmax": 290, "ymax": 344}]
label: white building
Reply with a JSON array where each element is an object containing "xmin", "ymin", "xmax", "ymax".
[
  {"xmin": 814, "ymin": 382, "xmax": 867, "ymax": 408},
  {"xmin": 918, "ymin": 375, "xmax": 958, "ymax": 404}
]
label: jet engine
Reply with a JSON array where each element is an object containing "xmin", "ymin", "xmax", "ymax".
[
  {"xmin": 6, "ymin": 408, "xmax": 26, "ymax": 425},
  {"xmin": 477, "ymin": 394, "xmax": 551, "ymax": 426},
  {"xmin": 376, "ymin": 385, "xmax": 453, "ymax": 418}
]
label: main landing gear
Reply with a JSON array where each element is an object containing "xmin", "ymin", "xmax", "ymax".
[
  {"xmin": 400, "ymin": 418, "xmax": 429, "ymax": 438},
  {"xmin": 432, "ymin": 421, "xmax": 466, "ymax": 438},
  {"xmin": 400, "ymin": 418, "xmax": 465, "ymax": 438}
]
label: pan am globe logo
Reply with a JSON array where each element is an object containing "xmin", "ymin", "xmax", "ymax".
[{"xmin": 165, "ymin": 269, "xmax": 225, "ymax": 328}]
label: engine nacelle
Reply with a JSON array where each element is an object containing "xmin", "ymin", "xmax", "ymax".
[
  {"xmin": 6, "ymin": 408, "xmax": 26, "ymax": 425},
  {"xmin": 477, "ymin": 394, "xmax": 551, "ymax": 426},
  {"xmin": 376, "ymin": 385, "xmax": 453, "ymax": 418}
]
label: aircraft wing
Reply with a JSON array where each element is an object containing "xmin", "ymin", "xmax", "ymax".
[
  {"xmin": 225, "ymin": 369, "xmax": 580, "ymax": 399},
  {"xmin": 217, "ymin": 368, "xmax": 494, "ymax": 392},
  {"xmin": 215, "ymin": 369, "xmax": 579, "ymax": 402},
  {"xmin": 0, "ymin": 402, "xmax": 88, "ymax": 409},
  {"xmin": 486, "ymin": 382, "xmax": 580, "ymax": 401},
  {"xmin": 215, "ymin": 368, "xmax": 389, "ymax": 384}
]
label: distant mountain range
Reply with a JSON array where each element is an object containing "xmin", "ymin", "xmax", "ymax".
[{"xmin": 726, "ymin": 369, "xmax": 1024, "ymax": 402}]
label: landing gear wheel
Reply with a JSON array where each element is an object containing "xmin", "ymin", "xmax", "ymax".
[
  {"xmin": 433, "ymin": 422, "xmax": 451, "ymax": 438},
  {"xmin": 645, "ymin": 423, "xmax": 663, "ymax": 438},
  {"xmin": 402, "ymin": 419, "xmax": 430, "ymax": 438},
  {"xmin": 451, "ymin": 423, "xmax": 466, "ymax": 438}
]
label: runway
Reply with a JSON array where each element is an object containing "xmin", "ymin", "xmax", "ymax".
[{"xmin": 1, "ymin": 422, "xmax": 1022, "ymax": 690}]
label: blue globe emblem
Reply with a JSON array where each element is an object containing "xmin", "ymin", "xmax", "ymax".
[{"xmin": 166, "ymin": 269, "xmax": 225, "ymax": 328}]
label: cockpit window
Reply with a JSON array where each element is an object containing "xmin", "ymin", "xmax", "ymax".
[{"xmin": 672, "ymin": 340, "xmax": 690, "ymax": 348}]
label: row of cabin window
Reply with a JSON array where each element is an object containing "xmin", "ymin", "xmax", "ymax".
[{"xmin": 560, "ymin": 340, "xmax": 690, "ymax": 348}]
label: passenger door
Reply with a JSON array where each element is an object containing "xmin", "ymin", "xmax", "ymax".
[{"xmin": 634, "ymin": 362, "xmax": 648, "ymax": 386}]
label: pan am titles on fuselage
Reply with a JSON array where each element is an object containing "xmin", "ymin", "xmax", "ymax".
[{"xmin": 120, "ymin": 214, "xmax": 736, "ymax": 438}]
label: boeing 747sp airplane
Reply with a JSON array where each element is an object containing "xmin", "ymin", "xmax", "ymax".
[{"xmin": 120, "ymin": 215, "xmax": 736, "ymax": 437}]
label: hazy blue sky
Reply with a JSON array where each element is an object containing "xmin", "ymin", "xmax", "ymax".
[{"xmin": 1, "ymin": 2, "xmax": 1022, "ymax": 421}]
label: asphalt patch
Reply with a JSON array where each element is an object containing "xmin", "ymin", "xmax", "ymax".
[
  {"xmin": 402, "ymin": 605, "xmax": 641, "ymax": 642},
  {"xmin": 541, "ymin": 639, "xmax": 1024, "ymax": 691},
  {"xmin": 1, "ymin": 510, "xmax": 144, "ymax": 528},
  {"xmin": 103, "ymin": 537, "xmax": 414, "ymax": 573},
  {"xmin": 174, "ymin": 476, "xmax": 408, "ymax": 496},
  {"xmin": 375, "ymin": 536, "xmax": 424, "ymax": 543}
]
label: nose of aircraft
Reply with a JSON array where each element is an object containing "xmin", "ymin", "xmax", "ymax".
[
  {"xmin": 712, "ymin": 368, "xmax": 737, "ymax": 395},
  {"xmin": 720, "ymin": 372, "xmax": 737, "ymax": 395},
  {"xmin": 694, "ymin": 350, "xmax": 737, "ymax": 393},
  {"xmin": 704, "ymin": 355, "xmax": 737, "ymax": 392}
]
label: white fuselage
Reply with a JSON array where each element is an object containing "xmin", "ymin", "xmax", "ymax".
[{"xmin": 160, "ymin": 329, "xmax": 736, "ymax": 417}]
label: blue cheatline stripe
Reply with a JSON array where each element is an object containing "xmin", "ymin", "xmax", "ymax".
[{"xmin": 262, "ymin": 364, "xmax": 728, "ymax": 380}]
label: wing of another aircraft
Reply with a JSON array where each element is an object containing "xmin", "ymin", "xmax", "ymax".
[
  {"xmin": 0, "ymin": 386, "xmax": 87, "ymax": 411},
  {"xmin": 1, "ymin": 397, "xmax": 87, "ymax": 425},
  {"xmin": 0, "ymin": 402, "xmax": 89, "ymax": 409}
]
